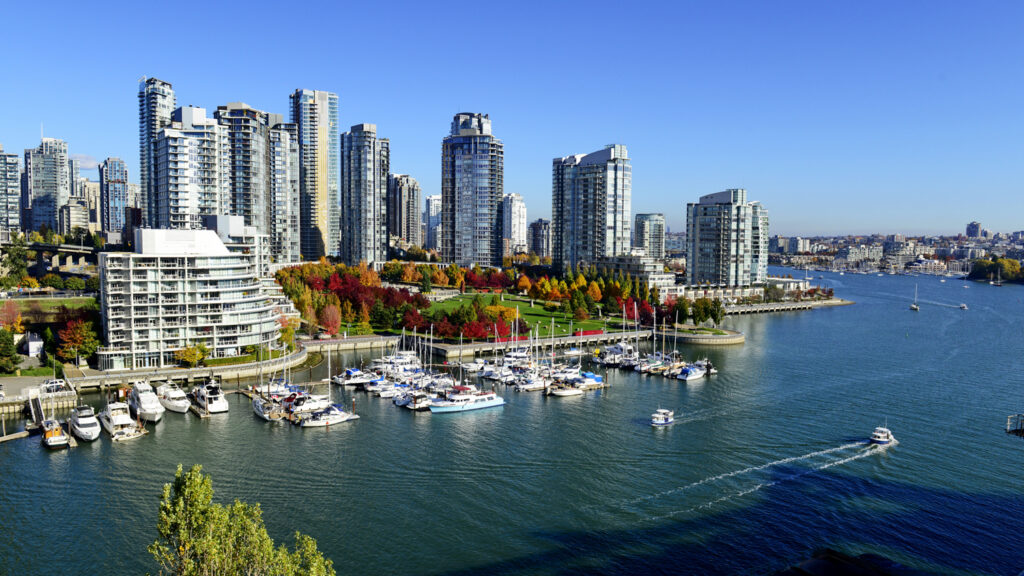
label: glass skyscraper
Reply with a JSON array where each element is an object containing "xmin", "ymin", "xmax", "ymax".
[
  {"xmin": 138, "ymin": 77, "xmax": 176, "ymax": 227},
  {"xmin": 634, "ymin": 213, "xmax": 666, "ymax": 259},
  {"xmin": 99, "ymin": 157, "xmax": 128, "ymax": 234},
  {"xmin": 290, "ymin": 89, "xmax": 339, "ymax": 260},
  {"xmin": 340, "ymin": 124, "xmax": 389, "ymax": 266},
  {"xmin": 0, "ymin": 145, "xmax": 19, "ymax": 231},
  {"xmin": 551, "ymin": 145, "xmax": 631, "ymax": 270},
  {"xmin": 423, "ymin": 194, "xmax": 441, "ymax": 251},
  {"xmin": 441, "ymin": 113, "xmax": 504, "ymax": 266},
  {"xmin": 23, "ymin": 137, "xmax": 71, "ymax": 232},
  {"xmin": 685, "ymin": 188, "xmax": 769, "ymax": 287}
]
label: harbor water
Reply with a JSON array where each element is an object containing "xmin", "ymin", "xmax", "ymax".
[{"xmin": 2, "ymin": 271, "xmax": 1023, "ymax": 574}]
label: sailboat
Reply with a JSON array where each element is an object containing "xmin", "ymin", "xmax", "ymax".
[
  {"xmin": 910, "ymin": 284, "xmax": 919, "ymax": 311},
  {"xmin": 297, "ymin": 353, "xmax": 358, "ymax": 427},
  {"xmin": 993, "ymin": 268, "xmax": 1003, "ymax": 287}
]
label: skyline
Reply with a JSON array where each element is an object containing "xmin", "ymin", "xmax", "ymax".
[{"xmin": 3, "ymin": 1, "xmax": 1022, "ymax": 237}]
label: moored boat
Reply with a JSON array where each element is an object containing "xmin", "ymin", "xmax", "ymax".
[
  {"xmin": 128, "ymin": 382, "xmax": 166, "ymax": 423},
  {"xmin": 41, "ymin": 418, "xmax": 69, "ymax": 449},
  {"xmin": 429, "ymin": 391, "xmax": 505, "ymax": 413},
  {"xmin": 192, "ymin": 382, "xmax": 229, "ymax": 414},
  {"xmin": 99, "ymin": 402, "xmax": 145, "ymax": 441},
  {"xmin": 69, "ymin": 405, "xmax": 101, "ymax": 441},
  {"xmin": 296, "ymin": 404, "xmax": 359, "ymax": 427},
  {"xmin": 155, "ymin": 383, "xmax": 191, "ymax": 413}
]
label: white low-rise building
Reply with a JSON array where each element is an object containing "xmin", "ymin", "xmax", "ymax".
[{"xmin": 97, "ymin": 228, "xmax": 281, "ymax": 371}]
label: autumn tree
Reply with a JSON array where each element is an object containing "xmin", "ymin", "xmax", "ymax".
[
  {"xmin": 516, "ymin": 274, "xmax": 532, "ymax": 294},
  {"xmin": 57, "ymin": 319, "xmax": 100, "ymax": 362},
  {"xmin": 319, "ymin": 304, "xmax": 341, "ymax": 336},
  {"xmin": 0, "ymin": 300, "xmax": 24, "ymax": 334},
  {"xmin": 587, "ymin": 281, "xmax": 602, "ymax": 303},
  {"xmin": 174, "ymin": 344, "xmax": 208, "ymax": 368}
]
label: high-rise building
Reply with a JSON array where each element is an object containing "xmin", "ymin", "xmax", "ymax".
[
  {"xmin": 58, "ymin": 202, "xmax": 89, "ymax": 235},
  {"xmin": 423, "ymin": 195, "xmax": 441, "ymax": 250},
  {"xmin": 528, "ymin": 218, "xmax": 552, "ymax": 259},
  {"xmin": 138, "ymin": 77, "xmax": 176, "ymax": 226},
  {"xmin": 214, "ymin": 102, "xmax": 282, "ymax": 236},
  {"xmin": 0, "ymin": 145, "xmax": 19, "ymax": 231},
  {"xmin": 501, "ymin": 193, "xmax": 527, "ymax": 255},
  {"xmin": 966, "ymin": 221, "xmax": 981, "ymax": 238},
  {"xmin": 551, "ymin": 144, "xmax": 631, "ymax": 270},
  {"xmin": 340, "ymin": 124, "xmax": 389, "ymax": 265},
  {"xmin": 68, "ymin": 158, "xmax": 81, "ymax": 197},
  {"xmin": 633, "ymin": 213, "xmax": 666, "ymax": 259},
  {"xmin": 99, "ymin": 158, "xmax": 128, "ymax": 234},
  {"xmin": 154, "ymin": 106, "xmax": 230, "ymax": 229},
  {"xmin": 685, "ymin": 188, "xmax": 769, "ymax": 287},
  {"xmin": 269, "ymin": 123, "xmax": 301, "ymax": 263},
  {"xmin": 387, "ymin": 174, "xmax": 422, "ymax": 246},
  {"xmin": 78, "ymin": 179, "xmax": 102, "ymax": 234},
  {"xmin": 441, "ymin": 113, "xmax": 504, "ymax": 266},
  {"xmin": 290, "ymin": 89, "xmax": 339, "ymax": 260},
  {"xmin": 22, "ymin": 137, "xmax": 71, "ymax": 232}
]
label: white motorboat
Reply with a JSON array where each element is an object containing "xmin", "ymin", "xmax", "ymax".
[
  {"xmin": 296, "ymin": 404, "xmax": 359, "ymax": 427},
  {"xmin": 333, "ymin": 368, "xmax": 377, "ymax": 387},
  {"xmin": 282, "ymin": 393, "xmax": 329, "ymax": 414},
  {"xmin": 677, "ymin": 363, "xmax": 707, "ymax": 381},
  {"xmin": 870, "ymin": 426, "xmax": 895, "ymax": 445},
  {"xmin": 563, "ymin": 348, "xmax": 584, "ymax": 357},
  {"xmin": 40, "ymin": 418, "xmax": 69, "ymax": 449},
  {"xmin": 155, "ymin": 383, "xmax": 191, "ymax": 413},
  {"xmin": 405, "ymin": 390, "xmax": 436, "ymax": 411},
  {"xmin": 549, "ymin": 385, "xmax": 583, "ymax": 397},
  {"xmin": 460, "ymin": 358, "xmax": 487, "ymax": 373},
  {"xmin": 960, "ymin": 303, "xmax": 968, "ymax": 310},
  {"xmin": 694, "ymin": 359, "xmax": 718, "ymax": 375},
  {"xmin": 252, "ymin": 394, "xmax": 287, "ymax": 422},
  {"xmin": 128, "ymin": 382, "xmax": 166, "ymax": 423},
  {"xmin": 514, "ymin": 377, "xmax": 549, "ymax": 392},
  {"xmin": 429, "ymin": 390, "xmax": 505, "ymax": 413},
  {"xmin": 192, "ymin": 382, "xmax": 229, "ymax": 414},
  {"xmin": 69, "ymin": 405, "xmax": 101, "ymax": 441},
  {"xmin": 651, "ymin": 408, "xmax": 675, "ymax": 426},
  {"xmin": 99, "ymin": 402, "xmax": 145, "ymax": 441}
]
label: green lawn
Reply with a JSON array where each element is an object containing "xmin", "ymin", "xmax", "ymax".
[
  {"xmin": 0, "ymin": 363, "xmax": 64, "ymax": 379},
  {"xmin": 428, "ymin": 294, "xmax": 633, "ymax": 338},
  {"xmin": 204, "ymin": 349, "xmax": 285, "ymax": 367},
  {"xmin": 15, "ymin": 297, "xmax": 98, "ymax": 313}
]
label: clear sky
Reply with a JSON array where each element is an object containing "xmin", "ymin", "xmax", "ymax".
[{"xmin": 3, "ymin": 0, "xmax": 1022, "ymax": 237}]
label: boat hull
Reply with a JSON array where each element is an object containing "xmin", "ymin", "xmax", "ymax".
[
  {"xmin": 159, "ymin": 399, "xmax": 191, "ymax": 413},
  {"xmin": 70, "ymin": 422, "xmax": 101, "ymax": 441},
  {"xmin": 429, "ymin": 398, "xmax": 505, "ymax": 413}
]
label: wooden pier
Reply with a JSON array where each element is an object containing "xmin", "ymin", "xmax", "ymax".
[{"xmin": 1006, "ymin": 414, "xmax": 1024, "ymax": 437}]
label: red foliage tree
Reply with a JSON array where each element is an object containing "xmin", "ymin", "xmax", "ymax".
[
  {"xmin": 638, "ymin": 300, "xmax": 655, "ymax": 326},
  {"xmin": 436, "ymin": 317, "xmax": 457, "ymax": 338},
  {"xmin": 402, "ymin": 307, "xmax": 426, "ymax": 331},
  {"xmin": 462, "ymin": 321, "xmax": 489, "ymax": 340},
  {"xmin": 319, "ymin": 304, "xmax": 341, "ymax": 335}
]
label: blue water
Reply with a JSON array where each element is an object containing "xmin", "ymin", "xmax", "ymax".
[{"xmin": 2, "ymin": 270, "xmax": 1023, "ymax": 575}]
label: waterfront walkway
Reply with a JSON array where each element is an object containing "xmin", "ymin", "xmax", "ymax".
[{"xmin": 726, "ymin": 299, "xmax": 853, "ymax": 315}]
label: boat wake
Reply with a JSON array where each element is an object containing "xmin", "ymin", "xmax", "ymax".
[
  {"xmin": 644, "ymin": 445, "xmax": 881, "ymax": 521},
  {"xmin": 623, "ymin": 442, "xmax": 865, "ymax": 507}
]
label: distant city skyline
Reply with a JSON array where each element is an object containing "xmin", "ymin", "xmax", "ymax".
[{"xmin": 2, "ymin": 2, "xmax": 1022, "ymax": 237}]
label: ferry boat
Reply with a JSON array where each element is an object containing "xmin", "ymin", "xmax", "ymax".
[
  {"xmin": 128, "ymin": 382, "xmax": 166, "ymax": 423},
  {"xmin": 155, "ymin": 383, "xmax": 191, "ymax": 413},
  {"xmin": 69, "ymin": 405, "xmax": 101, "ymax": 441},
  {"xmin": 869, "ymin": 426, "xmax": 895, "ymax": 445},
  {"xmin": 429, "ymin": 391, "xmax": 505, "ymax": 413},
  {"xmin": 99, "ymin": 402, "xmax": 145, "ymax": 441},
  {"xmin": 41, "ymin": 418, "xmax": 70, "ymax": 449},
  {"xmin": 651, "ymin": 409, "xmax": 674, "ymax": 427}
]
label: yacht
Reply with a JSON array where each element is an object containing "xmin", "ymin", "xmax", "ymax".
[
  {"xmin": 405, "ymin": 390, "xmax": 436, "ymax": 411},
  {"xmin": 282, "ymin": 393, "xmax": 329, "ymax": 414},
  {"xmin": 98, "ymin": 402, "xmax": 145, "ymax": 441},
  {"xmin": 333, "ymin": 368, "xmax": 377, "ymax": 387},
  {"xmin": 69, "ymin": 405, "xmax": 101, "ymax": 441},
  {"xmin": 429, "ymin": 391, "xmax": 505, "ymax": 413},
  {"xmin": 40, "ymin": 418, "xmax": 70, "ymax": 449},
  {"xmin": 960, "ymin": 303, "xmax": 968, "ymax": 310},
  {"xmin": 128, "ymin": 382, "xmax": 166, "ymax": 423},
  {"xmin": 252, "ymin": 395, "xmax": 287, "ymax": 422},
  {"xmin": 296, "ymin": 404, "xmax": 359, "ymax": 427},
  {"xmin": 651, "ymin": 409, "xmax": 675, "ymax": 426},
  {"xmin": 460, "ymin": 358, "xmax": 487, "ymax": 373},
  {"xmin": 155, "ymin": 383, "xmax": 191, "ymax": 413},
  {"xmin": 677, "ymin": 363, "xmax": 707, "ymax": 381},
  {"xmin": 869, "ymin": 426, "xmax": 895, "ymax": 445},
  {"xmin": 192, "ymin": 382, "xmax": 229, "ymax": 414}
]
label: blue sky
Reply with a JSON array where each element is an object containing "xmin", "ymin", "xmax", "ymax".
[{"xmin": 4, "ymin": 0, "xmax": 1022, "ymax": 236}]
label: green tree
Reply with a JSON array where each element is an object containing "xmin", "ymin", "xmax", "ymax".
[
  {"xmin": 710, "ymin": 299, "xmax": 726, "ymax": 327},
  {"xmin": 692, "ymin": 298, "xmax": 713, "ymax": 325},
  {"xmin": 419, "ymin": 274, "xmax": 432, "ymax": 294},
  {"xmin": 40, "ymin": 273, "xmax": 64, "ymax": 290},
  {"xmin": 0, "ymin": 328, "xmax": 18, "ymax": 373},
  {"xmin": 1, "ymin": 233, "xmax": 28, "ymax": 280},
  {"xmin": 85, "ymin": 276, "xmax": 100, "ymax": 292},
  {"xmin": 64, "ymin": 276, "xmax": 86, "ymax": 291},
  {"xmin": 174, "ymin": 344, "xmax": 207, "ymax": 368},
  {"xmin": 149, "ymin": 464, "xmax": 335, "ymax": 576}
]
